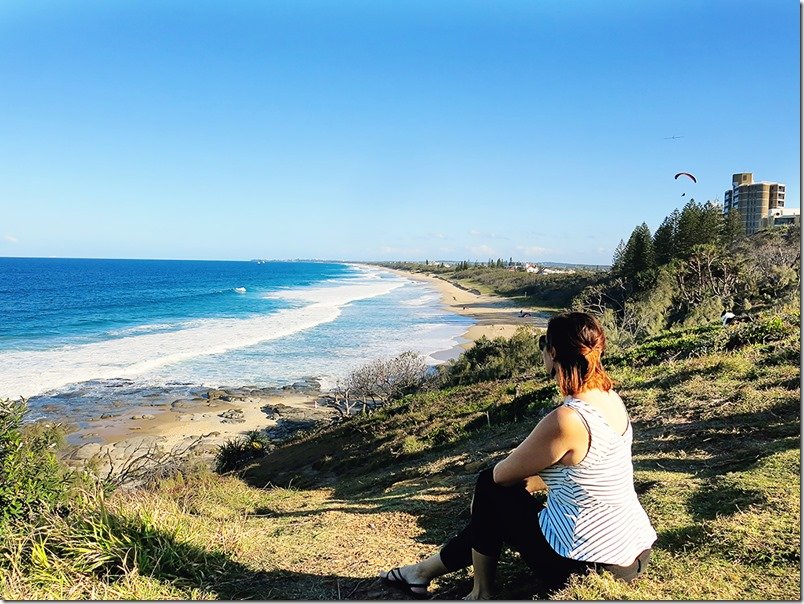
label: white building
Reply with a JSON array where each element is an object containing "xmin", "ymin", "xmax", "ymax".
[{"xmin": 762, "ymin": 207, "xmax": 800, "ymax": 230}]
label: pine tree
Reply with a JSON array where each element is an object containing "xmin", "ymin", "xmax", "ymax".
[
  {"xmin": 700, "ymin": 201, "xmax": 724, "ymax": 246},
  {"xmin": 675, "ymin": 200, "xmax": 704, "ymax": 258},
  {"xmin": 653, "ymin": 210, "xmax": 679, "ymax": 266},
  {"xmin": 611, "ymin": 239, "xmax": 626, "ymax": 273},
  {"xmin": 721, "ymin": 208, "xmax": 745, "ymax": 247},
  {"xmin": 675, "ymin": 199, "xmax": 723, "ymax": 257},
  {"xmin": 621, "ymin": 223, "xmax": 655, "ymax": 279}
]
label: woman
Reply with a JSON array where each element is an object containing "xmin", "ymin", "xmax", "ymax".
[{"xmin": 380, "ymin": 312, "xmax": 656, "ymax": 599}]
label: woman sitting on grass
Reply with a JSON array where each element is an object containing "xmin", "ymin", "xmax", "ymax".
[{"xmin": 381, "ymin": 311, "xmax": 657, "ymax": 599}]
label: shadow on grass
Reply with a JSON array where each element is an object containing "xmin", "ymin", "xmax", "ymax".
[
  {"xmin": 686, "ymin": 483, "xmax": 766, "ymax": 521},
  {"xmin": 637, "ymin": 364, "xmax": 727, "ymax": 390},
  {"xmin": 95, "ymin": 510, "xmax": 433, "ymax": 600},
  {"xmin": 632, "ymin": 398, "xmax": 800, "ymax": 477},
  {"xmin": 655, "ymin": 524, "xmax": 711, "ymax": 553},
  {"xmin": 86, "ymin": 511, "xmax": 275, "ymax": 599}
]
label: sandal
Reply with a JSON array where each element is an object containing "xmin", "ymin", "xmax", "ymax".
[{"xmin": 381, "ymin": 567, "xmax": 430, "ymax": 599}]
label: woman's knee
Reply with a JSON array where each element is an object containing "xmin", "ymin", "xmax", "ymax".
[
  {"xmin": 475, "ymin": 467, "xmax": 497, "ymax": 491},
  {"xmin": 470, "ymin": 467, "xmax": 506, "ymax": 513}
]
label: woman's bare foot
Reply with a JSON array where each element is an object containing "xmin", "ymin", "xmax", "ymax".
[{"xmin": 462, "ymin": 587, "xmax": 494, "ymax": 600}]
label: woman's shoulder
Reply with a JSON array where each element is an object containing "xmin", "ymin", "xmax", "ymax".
[
  {"xmin": 571, "ymin": 389, "xmax": 629, "ymax": 435},
  {"xmin": 549, "ymin": 402, "xmax": 594, "ymax": 436}
]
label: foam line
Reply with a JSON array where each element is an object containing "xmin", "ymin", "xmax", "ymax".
[{"xmin": 0, "ymin": 278, "xmax": 404, "ymax": 400}]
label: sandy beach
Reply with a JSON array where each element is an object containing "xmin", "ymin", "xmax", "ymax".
[
  {"xmin": 65, "ymin": 265, "xmax": 549, "ymax": 476},
  {"xmin": 375, "ymin": 265, "xmax": 549, "ymax": 349},
  {"xmin": 65, "ymin": 386, "xmax": 333, "ymax": 477}
]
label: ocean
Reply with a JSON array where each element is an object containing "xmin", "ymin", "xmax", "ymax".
[{"xmin": 0, "ymin": 258, "xmax": 473, "ymax": 426}]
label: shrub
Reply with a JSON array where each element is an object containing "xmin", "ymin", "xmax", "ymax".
[
  {"xmin": 215, "ymin": 430, "xmax": 272, "ymax": 474},
  {"xmin": 720, "ymin": 313, "xmax": 797, "ymax": 350},
  {"xmin": 442, "ymin": 327, "xmax": 543, "ymax": 386},
  {"xmin": 329, "ymin": 351, "xmax": 430, "ymax": 416},
  {"xmin": 0, "ymin": 399, "xmax": 71, "ymax": 531}
]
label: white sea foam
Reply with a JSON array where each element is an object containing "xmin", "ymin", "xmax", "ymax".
[
  {"xmin": 0, "ymin": 276, "xmax": 406, "ymax": 400},
  {"xmin": 265, "ymin": 277, "xmax": 405, "ymax": 306},
  {"xmin": 312, "ymin": 322, "xmax": 467, "ymax": 391},
  {"xmin": 401, "ymin": 293, "xmax": 440, "ymax": 307},
  {"xmin": 105, "ymin": 323, "xmax": 179, "ymax": 337}
]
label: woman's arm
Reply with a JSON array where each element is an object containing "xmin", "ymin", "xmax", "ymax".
[{"xmin": 492, "ymin": 406, "xmax": 589, "ymax": 487}]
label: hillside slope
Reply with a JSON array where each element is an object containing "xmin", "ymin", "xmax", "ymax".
[{"xmin": 1, "ymin": 306, "xmax": 799, "ymax": 600}]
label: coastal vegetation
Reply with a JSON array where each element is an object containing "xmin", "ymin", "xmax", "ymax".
[
  {"xmin": 379, "ymin": 260, "xmax": 606, "ymax": 311},
  {"xmin": 0, "ymin": 223, "xmax": 799, "ymax": 600},
  {"xmin": 576, "ymin": 204, "xmax": 799, "ymax": 349}
]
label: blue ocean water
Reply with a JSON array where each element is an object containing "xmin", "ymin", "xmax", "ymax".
[{"xmin": 0, "ymin": 258, "xmax": 472, "ymax": 422}]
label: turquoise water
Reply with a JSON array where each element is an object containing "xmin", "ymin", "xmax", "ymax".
[{"xmin": 0, "ymin": 258, "xmax": 472, "ymax": 421}]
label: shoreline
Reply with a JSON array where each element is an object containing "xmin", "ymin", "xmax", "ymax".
[
  {"xmin": 65, "ymin": 264, "xmax": 549, "ymax": 476},
  {"xmin": 371, "ymin": 265, "xmax": 549, "ymax": 350}
]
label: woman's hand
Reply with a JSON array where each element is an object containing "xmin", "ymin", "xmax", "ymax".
[{"xmin": 524, "ymin": 475, "xmax": 547, "ymax": 493}]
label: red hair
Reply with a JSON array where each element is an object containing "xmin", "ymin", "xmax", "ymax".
[{"xmin": 545, "ymin": 312, "xmax": 613, "ymax": 396}]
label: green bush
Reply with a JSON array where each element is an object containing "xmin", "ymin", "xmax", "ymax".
[
  {"xmin": 607, "ymin": 306, "xmax": 800, "ymax": 369},
  {"xmin": 720, "ymin": 314, "xmax": 797, "ymax": 350},
  {"xmin": 608, "ymin": 324, "xmax": 722, "ymax": 367},
  {"xmin": 0, "ymin": 399, "xmax": 71, "ymax": 531},
  {"xmin": 215, "ymin": 430, "xmax": 272, "ymax": 474},
  {"xmin": 441, "ymin": 327, "xmax": 543, "ymax": 386}
]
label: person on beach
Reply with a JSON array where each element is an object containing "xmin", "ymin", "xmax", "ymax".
[{"xmin": 380, "ymin": 311, "xmax": 656, "ymax": 599}]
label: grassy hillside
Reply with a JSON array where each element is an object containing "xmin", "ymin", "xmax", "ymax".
[{"xmin": 2, "ymin": 302, "xmax": 799, "ymax": 600}]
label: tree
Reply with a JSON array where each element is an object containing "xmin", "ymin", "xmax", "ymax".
[
  {"xmin": 675, "ymin": 200, "xmax": 722, "ymax": 258},
  {"xmin": 721, "ymin": 208, "xmax": 745, "ymax": 247},
  {"xmin": 673, "ymin": 244, "xmax": 741, "ymax": 309},
  {"xmin": 611, "ymin": 239, "xmax": 626, "ymax": 273},
  {"xmin": 337, "ymin": 351, "xmax": 429, "ymax": 414},
  {"xmin": 700, "ymin": 200, "xmax": 724, "ymax": 245},
  {"xmin": 674, "ymin": 201, "xmax": 703, "ymax": 257},
  {"xmin": 619, "ymin": 223, "xmax": 655, "ymax": 280},
  {"xmin": 653, "ymin": 210, "xmax": 679, "ymax": 266}
]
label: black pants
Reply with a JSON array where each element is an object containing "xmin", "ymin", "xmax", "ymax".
[{"xmin": 439, "ymin": 469, "xmax": 650, "ymax": 591}]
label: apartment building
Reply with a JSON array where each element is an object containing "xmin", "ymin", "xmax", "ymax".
[{"xmin": 723, "ymin": 172, "xmax": 787, "ymax": 235}]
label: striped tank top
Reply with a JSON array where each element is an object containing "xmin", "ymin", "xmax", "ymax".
[{"xmin": 538, "ymin": 397, "xmax": 657, "ymax": 566}]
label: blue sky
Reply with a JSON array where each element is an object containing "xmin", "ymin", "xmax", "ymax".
[{"xmin": 0, "ymin": 0, "xmax": 799, "ymax": 264}]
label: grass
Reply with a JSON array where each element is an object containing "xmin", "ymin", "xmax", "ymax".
[{"xmin": 1, "ymin": 306, "xmax": 800, "ymax": 600}]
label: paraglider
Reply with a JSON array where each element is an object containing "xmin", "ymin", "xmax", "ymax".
[{"xmin": 674, "ymin": 172, "xmax": 697, "ymax": 183}]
